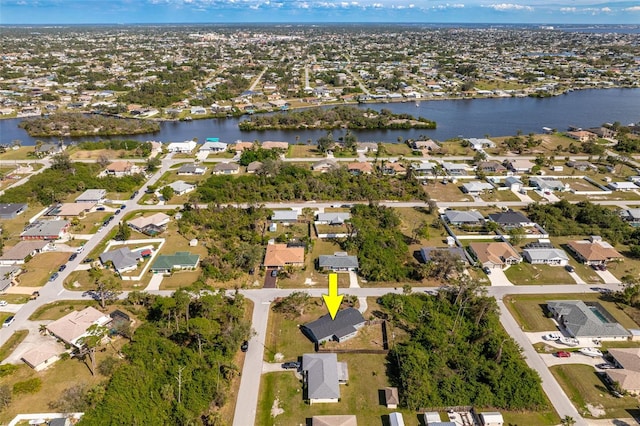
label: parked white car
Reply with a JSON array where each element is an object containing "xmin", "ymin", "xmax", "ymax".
[
  {"xmin": 0, "ymin": 300, "xmax": 7, "ymax": 307},
  {"xmin": 542, "ymin": 333, "xmax": 561, "ymax": 341}
]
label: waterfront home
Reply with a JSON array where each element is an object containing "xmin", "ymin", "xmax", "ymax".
[
  {"xmin": 199, "ymin": 141, "xmax": 228, "ymax": 153},
  {"xmin": 468, "ymin": 242, "xmax": 522, "ymax": 270},
  {"xmin": 567, "ymin": 236, "xmax": 623, "ymax": 265},
  {"xmin": 566, "ymin": 130, "xmax": 597, "ymax": 142},
  {"xmin": 466, "ymin": 138, "xmax": 496, "ymax": 150},
  {"xmin": 261, "ymin": 141, "xmax": 289, "ymax": 150},
  {"xmin": 411, "ymin": 139, "xmax": 440, "ymax": 152},
  {"xmin": 166, "ymin": 140, "xmax": 197, "ymax": 153}
]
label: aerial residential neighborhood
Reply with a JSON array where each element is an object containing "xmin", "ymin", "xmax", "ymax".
[{"xmin": 0, "ymin": 18, "xmax": 639, "ymax": 426}]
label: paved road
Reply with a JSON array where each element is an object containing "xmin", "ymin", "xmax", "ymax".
[{"xmin": 497, "ymin": 299, "xmax": 587, "ymax": 426}]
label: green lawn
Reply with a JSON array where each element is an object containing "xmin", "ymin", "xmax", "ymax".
[
  {"xmin": 504, "ymin": 263, "xmax": 575, "ymax": 285},
  {"xmin": 0, "ymin": 329, "xmax": 28, "ymax": 362},
  {"xmin": 256, "ymin": 354, "xmax": 416, "ymax": 426},
  {"xmin": 504, "ymin": 294, "xmax": 640, "ymax": 332},
  {"xmin": 550, "ymin": 364, "xmax": 640, "ymax": 419},
  {"xmin": 480, "ymin": 189, "xmax": 521, "ymax": 202}
]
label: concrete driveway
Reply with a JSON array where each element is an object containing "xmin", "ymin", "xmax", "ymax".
[
  {"xmin": 486, "ymin": 268, "xmax": 513, "ymax": 286},
  {"xmin": 2, "ymin": 320, "xmax": 54, "ymax": 364},
  {"xmin": 540, "ymin": 352, "xmax": 603, "ymax": 367},
  {"xmin": 595, "ymin": 270, "xmax": 621, "ymax": 284},
  {"xmin": 569, "ymin": 271, "xmax": 587, "ymax": 284}
]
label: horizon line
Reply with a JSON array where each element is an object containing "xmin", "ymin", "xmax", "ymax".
[{"xmin": 1, "ymin": 21, "xmax": 638, "ymax": 26}]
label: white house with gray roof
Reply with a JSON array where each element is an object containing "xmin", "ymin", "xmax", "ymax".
[
  {"xmin": 529, "ymin": 177, "xmax": 567, "ymax": 192},
  {"xmin": 547, "ymin": 300, "xmax": 630, "ymax": 340},
  {"xmin": 318, "ymin": 252, "xmax": 359, "ymax": 272},
  {"xmin": 523, "ymin": 247, "xmax": 569, "ymax": 266},
  {"xmin": 302, "ymin": 353, "xmax": 348, "ymax": 404},
  {"xmin": 620, "ymin": 208, "xmax": 640, "ymax": 224},
  {"xmin": 100, "ymin": 247, "xmax": 142, "ymax": 273},
  {"xmin": 271, "ymin": 210, "xmax": 299, "ymax": 223},
  {"xmin": 443, "ymin": 210, "xmax": 484, "ymax": 226},
  {"xmin": 316, "ymin": 212, "xmax": 351, "ymax": 225},
  {"xmin": 167, "ymin": 180, "xmax": 195, "ymax": 196},
  {"xmin": 462, "ymin": 181, "xmax": 493, "ymax": 194},
  {"xmin": 75, "ymin": 189, "xmax": 106, "ymax": 203}
]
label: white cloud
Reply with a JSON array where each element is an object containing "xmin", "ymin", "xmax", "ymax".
[
  {"xmin": 484, "ymin": 3, "xmax": 534, "ymax": 12},
  {"xmin": 625, "ymin": 6, "xmax": 640, "ymax": 11},
  {"xmin": 560, "ymin": 7, "xmax": 576, "ymax": 12}
]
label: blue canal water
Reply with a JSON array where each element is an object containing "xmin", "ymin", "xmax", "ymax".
[{"xmin": 1, "ymin": 88, "xmax": 638, "ymax": 146}]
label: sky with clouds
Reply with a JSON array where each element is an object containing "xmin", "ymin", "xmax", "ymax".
[{"xmin": 1, "ymin": 0, "xmax": 639, "ymax": 24}]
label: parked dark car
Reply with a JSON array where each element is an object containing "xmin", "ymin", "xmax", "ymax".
[
  {"xmin": 49, "ymin": 272, "xmax": 59, "ymax": 281},
  {"xmin": 120, "ymin": 204, "xmax": 126, "ymax": 209},
  {"xmin": 69, "ymin": 253, "xmax": 78, "ymax": 261},
  {"xmin": 483, "ymin": 267, "xmax": 491, "ymax": 275},
  {"xmin": 565, "ymin": 265, "xmax": 575, "ymax": 273},
  {"xmin": 58, "ymin": 264, "xmax": 67, "ymax": 272},
  {"xmin": 83, "ymin": 258, "xmax": 95, "ymax": 264},
  {"xmin": 282, "ymin": 361, "xmax": 300, "ymax": 370},
  {"xmin": 596, "ymin": 363, "xmax": 616, "ymax": 370},
  {"xmin": 115, "ymin": 209, "xmax": 121, "ymax": 215},
  {"xmin": 241, "ymin": 341, "xmax": 249, "ymax": 352}
]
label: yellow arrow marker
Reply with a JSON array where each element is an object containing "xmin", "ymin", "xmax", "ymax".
[{"xmin": 322, "ymin": 273, "xmax": 343, "ymax": 320}]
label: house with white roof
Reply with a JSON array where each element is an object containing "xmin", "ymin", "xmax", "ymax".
[
  {"xmin": 466, "ymin": 138, "xmax": 496, "ymax": 150},
  {"xmin": 166, "ymin": 140, "xmax": 197, "ymax": 153},
  {"xmin": 608, "ymin": 181, "xmax": 639, "ymax": 191},
  {"xmin": 199, "ymin": 141, "xmax": 228, "ymax": 153},
  {"xmin": 167, "ymin": 180, "xmax": 196, "ymax": 196},
  {"xmin": 462, "ymin": 181, "xmax": 493, "ymax": 194}
]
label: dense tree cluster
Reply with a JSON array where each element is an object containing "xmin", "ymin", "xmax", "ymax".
[
  {"xmin": 381, "ymin": 292, "xmax": 548, "ymax": 411},
  {"xmin": 18, "ymin": 113, "xmax": 160, "ymax": 137},
  {"xmin": 525, "ymin": 200, "xmax": 636, "ymax": 246},
  {"xmin": 77, "ymin": 140, "xmax": 153, "ymax": 157},
  {"xmin": 118, "ymin": 68, "xmax": 206, "ymax": 107},
  {"xmin": 177, "ymin": 205, "xmax": 270, "ymax": 281},
  {"xmin": 238, "ymin": 147, "xmax": 280, "ymax": 166},
  {"xmin": 238, "ymin": 106, "xmax": 436, "ymax": 131},
  {"xmin": 195, "ymin": 165, "xmax": 429, "ymax": 203},
  {"xmin": 0, "ymin": 155, "xmax": 145, "ymax": 205},
  {"xmin": 341, "ymin": 204, "xmax": 414, "ymax": 282},
  {"xmin": 79, "ymin": 289, "xmax": 250, "ymax": 425}
]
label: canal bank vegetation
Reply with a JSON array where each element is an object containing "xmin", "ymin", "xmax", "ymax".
[
  {"xmin": 380, "ymin": 291, "xmax": 549, "ymax": 411},
  {"xmin": 195, "ymin": 164, "xmax": 429, "ymax": 203},
  {"xmin": 18, "ymin": 113, "xmax": 160, "ymax": 137},
  {"xmin": 237, "ymin": 105, "xmax": 436, "ymax": 131}
]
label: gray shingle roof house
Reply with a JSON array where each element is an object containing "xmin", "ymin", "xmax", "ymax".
[
  {"xmin": 547, "ymin": 300, "xmax": 630, "ymax": 340},
  {"xmin": 302, "ymin": 353, "xmax": 347, "ymax": 404},
  {"xmin": 443, "ymin": 210, "xmax": 484, "ymax": 226},
  {"xmin": 213, "ymin": 162, "xmax": 240, "ymax": 175},
  {"xmin": 318, "ymin": 252, "xmax": 359, "ymax": 271},
  {"xmin": 302, "ymin": 308, "xmax": 366, "ymax": 343},
  {"xmin": 529, "ymin": 177, "xmax": 566, "ymax": 192},
  {"xmin": 20, "ymin": 220, "xmax": 70, "ymax": 240},
  {"xmin": 0, "ymin": 203, "xmax": 27, "ymax": 219},
  {"xmin": 177, "ymin": 164, "xmax": 208, "ymax": 175},
  {"xmin": 487, "ymin": 210, "xmax": 533, "ymax": 228},
  {"xmin": 167, "ymin": 180, "xmax": 196, "ymax": 196},
  {"xmin": 462, "ymin": 181, "xmax": 493, "ymax": 194},
  {"xmin": 100, "ymin": 247, "xmax": 141, "ymax": 273},
  {"xmin": 271, "ymin": 210, "xmax": 299, "ymax": 223}
]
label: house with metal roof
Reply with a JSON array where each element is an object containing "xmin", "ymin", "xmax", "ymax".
[
  {"xmin": 316, "ymin": 212, "xmax": 351, "ymax": 225},
  {"xmin": 523, "ymin": 247, "xmax": 569, "ymax": 266},
  {"xmin": 75, "ymin": 189, "xmax": 106, "ymax": 203},
  {"xmin": 302, "ymin": 353, "xmax": 348, "ymax": 404},
  {"xmin": 462, "ymin": 181, "xmax": 493, "ymax": 194},
  {"xmin": 100, "ymin": 247, "xmax": 142, "ymax": 273},
  {"xmin": 20, "ymin": 220, "xmax": 70, "ymax": 241},
  {"xmin": 177, "ymin": 163, "xmax": 208, "ymax": 175},
  {"xmin": 443, "ymin": 210, "xmax": 484, "ymax": 226},
  {"xmin": 0, "ymin": 203, "xmax": 27, "ymax": 219},
  {"xmin": 547, "ymin": 300, "xmax": 630, "ymax": 340},
  {"xmin": 167, "ymin": 180, "xmax": 196, "ymax": 196},
  {"xmin": 271, "ymin": 210, "xmax": 299, "ymax": 223},
  {"xmin": 318, "ymin": 252, "xmax": 359, "ymax": 272},
  {"xmin": 302, "ymin": 307, "xmax": 366, "ymax": 343},
  {"xmin": 150, "ymin": 252, "xmax": 200, "ymax": 274}
]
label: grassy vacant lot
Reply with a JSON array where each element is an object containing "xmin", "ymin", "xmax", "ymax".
[
  {"xmin": 504, "ymin": 263, "xmax": 575, "ymax": 285},
  {"xmin": 479, "ymin": 189, "xmax": 521, "ymax": 202},
  {"xmin": 424, "ymin": 181, "xmax": 472, "ymax": 202},
  {"xmin": 256, "ymin": 354, "xmax": 417, "ymax": 426},
  {"xmin": 0, "ymin": 146, "xmax": 35, "ymax": 160},
  {"xmin": 0, "ymin": 329, "xmax": 28, "ymax": 362},
  {"xmin": 288, "ymin": 144, "xmax": 322, "ymax": 158},
  {"xmin": 504, "ymin": 293, "xmax": 640, "ymax": 332},
  {"xmin": 29, "ymin": 300, "xmax": 100, "ymax": 321},
  {"xmin": 159, "ymin": 270, "xmax": 202, "ymax": 290},
  {"xmin": 551, "ymin": 364, "xmax": 640, "ymax": 419},
  {"xmin": 0, "ymin": 205, "xmax": 45, "ymax": 243},
  {"xmin": 0, "ymin": 293, "xmax": 29, "ymax": 304},
  {"xmin": 17, "ymin": 252, "xmax": 70, "ymax": 287}
]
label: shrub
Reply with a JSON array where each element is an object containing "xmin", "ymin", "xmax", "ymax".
[{"xmin": 13, "ymin": 378, "xmax": 42, "ymax": 394}]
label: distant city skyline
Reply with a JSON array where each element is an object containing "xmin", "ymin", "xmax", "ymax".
[{"xmin": 1, "ymin": 0, "xmax": 640, "ymax": 25}]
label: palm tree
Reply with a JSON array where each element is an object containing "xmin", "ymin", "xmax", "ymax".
[{"xmin": 561, "ymin": 415, "xmax": 576, "ymax": 426}]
